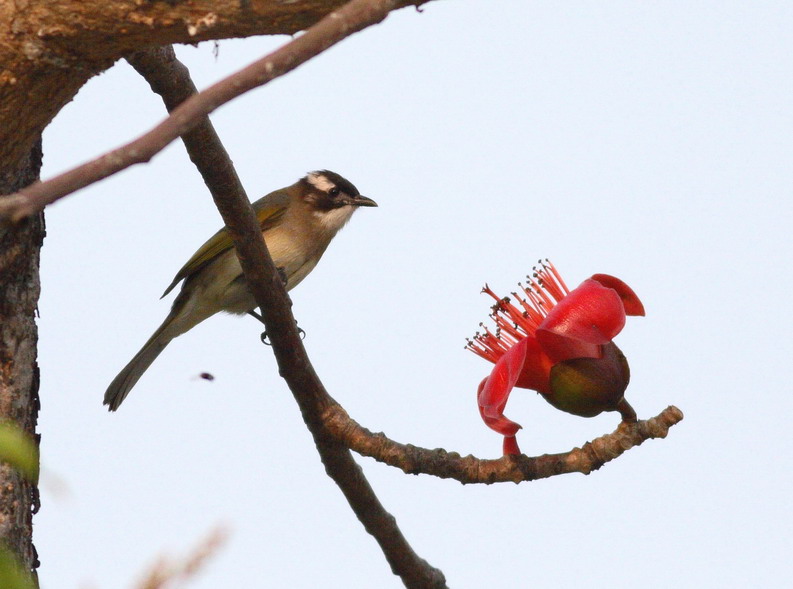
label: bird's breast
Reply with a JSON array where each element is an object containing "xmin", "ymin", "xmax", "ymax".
[{"xmin": 264, "ymin": 225, "xmax": 329, "ymax": 290}]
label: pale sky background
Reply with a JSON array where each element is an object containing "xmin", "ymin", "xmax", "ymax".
[{"xmin": 33, "ymin": 1, "xmax": 791, "ymax": 588}]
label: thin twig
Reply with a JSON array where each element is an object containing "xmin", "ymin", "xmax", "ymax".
[
  {"xmin": 135, "ymin": 527, "xmax": 228, "ymax": 589},
  {"xmin": 0, "ymin": 0, "xmax": 425, "ymax": 224},
  {"xmin": 126, "ymin": 46, "xmax": 250, "ymax": 213}
]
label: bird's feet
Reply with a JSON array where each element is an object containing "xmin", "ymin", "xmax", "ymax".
[
  {"xmin": 259, "ymin": 325, "xmax": 306, "ymax": 345},
  {"xmin": 247, "ymin": 310, "xmax": 305, "ymax": 345}
]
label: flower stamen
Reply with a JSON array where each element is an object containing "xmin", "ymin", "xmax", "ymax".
[
  {"xmin": 542, "ymin": 259, "xmax": 570, "ymax": 296},
  {"xmin": 469, "ymin": 260, "xmax": 569, "ymax": 364}
]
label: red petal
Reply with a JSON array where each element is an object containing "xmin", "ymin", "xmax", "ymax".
[
  {"xmin": 477, "ymin": 339, "xmax": 528, "ymax": 437},
  {"xmin": 536, "ymin": 278, "xmax": 626, "ymax": 362},
  {"xmin": 514, "ymin": 336, "xmax": 554, "ymax": 394},
  {"xmin": 477, "ymin": 382, "xmax": 522, "ymax": 437},
  {"xmin": 591, "ymin": 273, "xmax": 645, "ymax": 316}
]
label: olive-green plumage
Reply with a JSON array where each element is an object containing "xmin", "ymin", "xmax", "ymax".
[
  {"xmin": 160, "ymin": 191, "xmax": 290, "ymax": 299},
  {"xmin": 104, "ymin": 171, "xmax": 376, "ymax": 411}
]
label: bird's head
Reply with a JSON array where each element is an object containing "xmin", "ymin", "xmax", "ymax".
[{"xmin": 300, "ymin": 170, "xmax": 378, "ymax": 211}]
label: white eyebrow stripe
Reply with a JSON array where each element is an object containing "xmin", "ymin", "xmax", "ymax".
[{"xmin": 306, "ymin": 172, "xmax": 335, "ymax": 193}]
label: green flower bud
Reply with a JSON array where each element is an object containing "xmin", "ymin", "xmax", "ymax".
[{"xmin": 546, "ymin": 343, "xmax": 630, "ymax": 417}]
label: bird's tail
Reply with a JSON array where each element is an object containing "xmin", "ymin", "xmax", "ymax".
[{"xmin": 103, "ymin": 316, "xmax": 177, "ymax": 411}]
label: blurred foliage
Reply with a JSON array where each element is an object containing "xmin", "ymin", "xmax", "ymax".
[
  {"xmin": 0, "ymin": 549, "xmax": 36, "ymax": 589},
  {"xmin": 0, "ymin": 422, "xmax": 39, "ymax": 483},
  {"xmin": 0, "ymin": 422, "xmax": 39, "ymax": 587}
]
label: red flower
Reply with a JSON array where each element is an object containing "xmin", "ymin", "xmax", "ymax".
[{"xmin": 467, "ymin": 261, "xmax": 645, "ymax": 455}]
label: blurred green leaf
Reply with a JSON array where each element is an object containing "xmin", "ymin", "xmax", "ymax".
[
  {"xmin": 0, "ymin": 423, "xmax": 39, "ymax": 483},
  {"xmin": 0, "ymin": 548, "xmax": 36, "ymax": 589}
]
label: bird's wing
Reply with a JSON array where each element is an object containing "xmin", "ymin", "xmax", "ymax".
[{"xmin": 160, "ymin": 190, "xmax": 291, "ymax": 298}]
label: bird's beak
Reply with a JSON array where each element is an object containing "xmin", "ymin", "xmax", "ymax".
[{"xmin": 348, "ymin": 195, "xmax": 378, "ymax": 207}]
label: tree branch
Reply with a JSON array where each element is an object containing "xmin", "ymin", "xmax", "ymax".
[
  {"xmin": 324, "ymin": 404, "xmax": 684, "ymax": 483},
  {"xmin": 20, "ymin": 1, "xmax": 421, "ymax": 56},
  {"xmin": 0, "ymin": 0, "xmax": 424, "ymax": 224},
  {"xmin": 125, "ymin": 47, "xmax": 250, "ymax": 213},
  {"xmin": 126, "ymin": 36, "xmax": 447, "ymax": 589}
]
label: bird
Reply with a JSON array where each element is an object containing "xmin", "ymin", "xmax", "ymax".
[{"xmin": 103, "ymin": 170, "xmax": 377, "ymax": 411}]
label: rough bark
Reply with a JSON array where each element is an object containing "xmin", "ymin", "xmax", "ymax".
[{"xmin": 0, "ymin": 139, "xmax": 43, "ymax": 582}]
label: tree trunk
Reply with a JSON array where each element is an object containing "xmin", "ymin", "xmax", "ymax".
[{"xmin": 0, "ymin": 138, "xmax": 44, "ymax": 583}]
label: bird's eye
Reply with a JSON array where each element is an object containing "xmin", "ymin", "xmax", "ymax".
[{"xmin": 328, "ymin": 187, "xmax": 340, "ymax": 197}]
